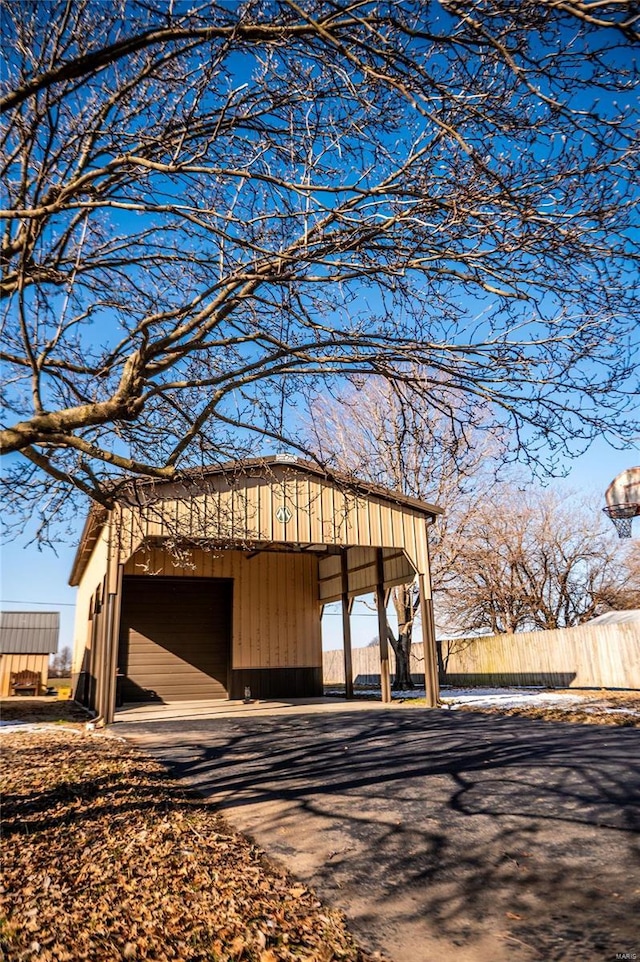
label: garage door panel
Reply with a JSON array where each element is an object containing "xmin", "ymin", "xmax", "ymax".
[
  {"xmin": 125, "ymin": 660, "xmax": 226, "ymax": 675},
  {"xmin": 118, "ymin": 577, "xmax": 231, "ymax": 702}
]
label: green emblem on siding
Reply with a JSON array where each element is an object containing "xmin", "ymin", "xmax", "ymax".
[{"xmin": 276, "ymin": 505, "xmax": 292, "ymax": 523}]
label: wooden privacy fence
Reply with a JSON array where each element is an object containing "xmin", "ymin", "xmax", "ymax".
[
  {"xmin": 323, "ymin": 622, "xmax": 640, "ymax": 690},
  {"xmin": 323, "ymin": 645, "xmax": 426, "ymax": 688}
]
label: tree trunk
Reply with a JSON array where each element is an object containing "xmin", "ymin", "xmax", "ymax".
[
  {"xmin": 389, "ymin": 628, "xmax": 415, "ymax": 690},
  {"xmin": 390, "ymin": 584, "xmax": 416, "ymax": 690},
  {"xmin": 435, "ymin": 638, "xmax": 444, "ymax": 683}
]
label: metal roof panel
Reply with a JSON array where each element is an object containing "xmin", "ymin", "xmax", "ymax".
[{"xmin": 0, "ymin": 611, "xmax": 60, "ymax": 654}]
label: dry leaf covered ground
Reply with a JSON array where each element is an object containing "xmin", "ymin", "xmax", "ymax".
[
  {"xmin": 0, "ymin": 699, "xmax": 90, "ymax": 724},
  {"xmin": 0, "ymin": 727, "xmax": 383, "ymax": 962}
]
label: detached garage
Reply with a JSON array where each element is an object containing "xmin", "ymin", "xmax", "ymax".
[{"xmin": 70, "ymin": 457, "xmax": 441, "ymax": 722}]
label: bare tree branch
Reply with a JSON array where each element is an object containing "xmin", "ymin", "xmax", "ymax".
[
  {"xmin": 2, "ymin": 0, "xmax": 639, "ymax": 536},
  {"xmin": 444, "ymin": 488, "xmax": 640, "ymax": 633}
]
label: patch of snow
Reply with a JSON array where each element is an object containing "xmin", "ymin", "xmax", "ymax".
[
  {"xmin": 326, "ymin": 684, "xmax": 639, "ymax": 715},
  {"xmin": 0, "ymin": 722, "xmax": 86, "ymax": 735},
  {"xmin": 443, "ymin": 688, "xmax": 587, "ymax": 710},
  {"xmin": 582, "ymin": 706, "xmax": 640, "ymax": 717}
]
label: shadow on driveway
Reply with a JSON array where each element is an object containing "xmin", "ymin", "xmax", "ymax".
[{"xmin": 120, "ymin": 708, "xmax": 640, "ymax": 962}]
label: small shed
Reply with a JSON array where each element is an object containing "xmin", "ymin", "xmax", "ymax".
[
  {"xmin": 69, "ymin": 457, "xmax": 442, "ymax": 722},
  {"xmin": 0, "ymin": 611, "xmax": 60, "ymax": 696}
]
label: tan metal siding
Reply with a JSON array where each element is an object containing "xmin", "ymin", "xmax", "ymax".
[
  {"xmin": 318, "ymin": 548, "xmax": 416, "ymax": 602},
  {"xmin": 123, "ymin": 548, "xmax": 322, "ymax": 670},
  {"xmin": 116, "ymin": 468, "xmax": 433, "ymax": 570},
  {"xmin": 345, "ymin": 547, "xmax": 374, "ymax": 596},
  {"xmin": 72, "ymin": 526, "xmax": 110, "ymax": 676}
]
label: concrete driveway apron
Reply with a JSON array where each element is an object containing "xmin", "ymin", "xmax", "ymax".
[{"xmin": 118, "ymin": 705, "xmax": 640, "ymax": 962}]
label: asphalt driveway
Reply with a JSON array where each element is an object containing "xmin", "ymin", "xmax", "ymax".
[{"xmin": 118, "ymin": 707, "xmax": 640, "ymax": 962}]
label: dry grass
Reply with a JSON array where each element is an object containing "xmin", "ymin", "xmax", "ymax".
[
  {"xmin": 0, "ymin": 698, "xmax": 90, "ymax": 725},
  {"xmin": 0, "ymin": 728, "xmax": 384, "ymax": 962},
  {"xmin": 391, "ymin": 687, "xmax": 640, "ymax": 726}
]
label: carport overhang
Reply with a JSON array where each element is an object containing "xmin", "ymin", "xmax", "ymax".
[{"xmin": 70, "ymin": 457, "xmax": 442, "ymax": 723}]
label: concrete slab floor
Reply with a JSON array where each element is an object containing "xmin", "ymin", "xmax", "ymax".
[{"xmin": 114, "ymin": 696, "xmax": 402, "ymax": 723}]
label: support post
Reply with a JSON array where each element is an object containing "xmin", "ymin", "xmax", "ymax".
[
  {"xmin": 95, "ymin": 577, "xmax": 109, "ymax": 720},
  {"xmin": 87, "ymin": 596, "xmax": 100, "ymax": 712},
  {"xmin": 341, "ymin": 549, "xmax": 354, "ymax": 700},
  {"xmin": 376, "ymin": 549, "xmax": 392, "ymax": 703},
  {"xmin": 104, "ymin": 563, "xmax": 124, "ymax": 724},
  {"xmin": 418, "ymin": 573, "xmax": 439, "ymax": 707},
  {"xmin": 96, "ymin": 512, "xmax": 123, "ymax": 725}
]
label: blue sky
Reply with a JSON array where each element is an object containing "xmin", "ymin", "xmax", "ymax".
[{"xmin": 1, "ymin": 436, "xmax": 637, "ymax": 656}]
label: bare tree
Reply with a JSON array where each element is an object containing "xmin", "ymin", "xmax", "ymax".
[
  {"xmin": 444, "ymin": 488, "xmax": 640, "ymax": 635},
  {"xmin": 308, "ymin": 376, "xmax": 508, "ymax": 687},
  {"xmin": 2, "ymin": 1, "xmax": 639, "ymax": 544},
  {"xmin": 50, "ymin": 644, "xmax": 72, "ymax": 678}
]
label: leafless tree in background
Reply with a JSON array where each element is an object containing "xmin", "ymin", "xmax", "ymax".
[
  {"xmin": 49, "ymin": 644, "xmax": 72, "ymax": 678},
  {"xmin": 2, "ymin": 1, "xmax": 638, "ymax": 545},
  {"xmin": 445, "ymin": 489, "xmax": 640, "ymax": 635},
  {"xmin": 310, "ymin": 381, "xmax": 640, "ymax": 674},
  {"xmin": 308, "ymin": 376, "xmax": 510, "ymax": 686}
]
